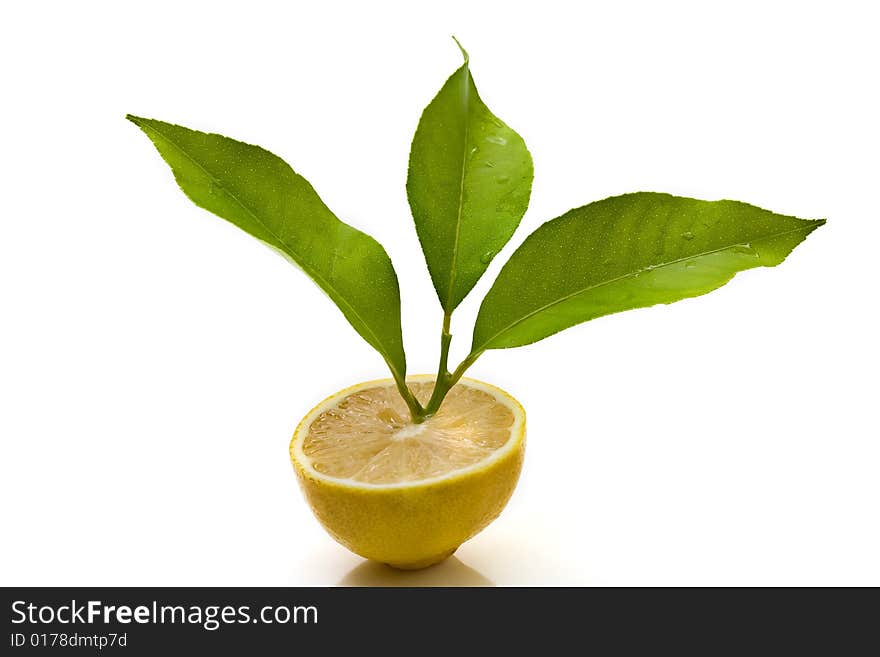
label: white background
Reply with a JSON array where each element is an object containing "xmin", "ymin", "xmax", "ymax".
[{"xmin": 1, "ymin": 1, "xmax": 878, "ymax": 586}]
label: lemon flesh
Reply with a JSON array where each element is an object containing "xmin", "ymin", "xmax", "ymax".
[{"xmin": 290, "ymin": 375, "xmax": 525, "ymax": 569}]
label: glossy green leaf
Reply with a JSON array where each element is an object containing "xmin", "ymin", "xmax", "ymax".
[
  {"xmin": 407, "ymin": 41, "xmax": 534, "ymax": 312},
  {"xmin": 473, "ymin": 192, "xmax": 825, "ymax": 351},
  {"xmin": 126, "ymin": 115, "xmax": 407, "ymax": 379}
]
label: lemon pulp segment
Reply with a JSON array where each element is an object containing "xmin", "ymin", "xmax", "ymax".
[{"xmin": 300, "ymin": 381, "xmax": 516, "ymax": 485}]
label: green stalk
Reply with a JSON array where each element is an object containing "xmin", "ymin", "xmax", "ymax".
[
  {"xmin": 386, "ymin": 359, "xmax": 424, "ymax": 421},
  {"xmin": 412, "ymin": 313, "xmax": 484, "ymax": 422},
  {"xmin": 448, "ymin": 350, "xmax": 482, "ymax": 387},
  {"xmin": 418, "ymin": 313, "xmax": 453, "ymax": 420}
]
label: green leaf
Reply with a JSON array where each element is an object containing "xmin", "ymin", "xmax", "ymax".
[
  {"xmin": 473, "ymin": 192, "xmax": 825, "ymax": 351},
  {"xmin": 126, "ymin": 115, "xmax": 407, "ymax": 379},
  {"xmin": 407, "ymin": 39, "xmax": 534, "ymax": 312}
]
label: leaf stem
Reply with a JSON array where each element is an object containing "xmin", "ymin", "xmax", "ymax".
[
  {"xmin": 421, "ymin": 349, "xmax": 483, "ymax": 418},
  {"xmin": 449, "ymin": 349, "xmax": 483, "ymax": 386},
  {"xmin": 416, "ymin": 313, "xmax": 453, "ymax": 422},
  {"xmin": 387, "ymin": 360, "xmax": 424, "ymax": 422},
  {"xmin": 415, "ymin": 311, "xmax": 485, "ymax": 421}
]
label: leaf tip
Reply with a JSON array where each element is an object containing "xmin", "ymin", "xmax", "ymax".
[
  {"xmin": 805, "ymin": 217, "xmax": 827, "ymax": 235},
  {"xmin": 125, "ymin": 114, "xmax": 144, "ymax": 127},
  {"xmin": 451, "ymin": 35, "xmax": 469, "ymax": 65}
]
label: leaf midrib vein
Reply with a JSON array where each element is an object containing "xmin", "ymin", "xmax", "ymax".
[{"xmin": 444, "ymin": 64, "xmax": 471, "ymax": 311}]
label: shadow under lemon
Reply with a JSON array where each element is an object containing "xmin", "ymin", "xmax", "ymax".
[{"xmin": 338, "ymin": 557, "xmax": 494, "ymax": 587}]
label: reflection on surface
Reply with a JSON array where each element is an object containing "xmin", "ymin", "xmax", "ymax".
[{"xmin": 338, "ymin": 556, "xmax": 494, "ymax": 587}]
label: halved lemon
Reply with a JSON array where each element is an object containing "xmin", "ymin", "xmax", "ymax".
[{"xmin": 290, "ymin": 375, "xmax": 525, "ymax": 569}]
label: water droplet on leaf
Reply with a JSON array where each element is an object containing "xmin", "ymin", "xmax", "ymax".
[
  {"xmin": 480, "ymin": 250, "xmax": 496, "ymax": 264},
  {"xmin": 681, "ymin": 231, "xmax": 695, "ymax": 240},
  {"xmin": 486, "ymin": 135, "xmax": 507, "ymax": 145},
  {"xmin": 496, "ymin": 175, "xmax": 510, "ymax": 184},
  {"xmin": 685, "ymin": 261, "xmax": 697, "ymax": 270},
  {"xmin": 732, "ymin": 244, "xmax": 758, "ymax": 257}
]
